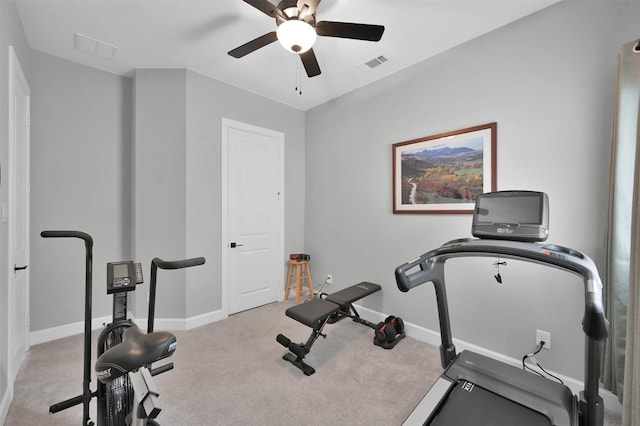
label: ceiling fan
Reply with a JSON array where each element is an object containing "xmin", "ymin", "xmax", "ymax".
[{"xmin": 228, "ymin": 0, "xmax": 385, "ymax": 78}]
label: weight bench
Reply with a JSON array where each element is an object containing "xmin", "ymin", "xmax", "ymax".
[{"xmin": 276, "ymin": 282, "xmax": 405, "ymax": 376}]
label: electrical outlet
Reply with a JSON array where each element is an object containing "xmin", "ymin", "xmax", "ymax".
[
  {"xmin": 536, "ymin": 329, "xmax": 551, "ymax": 350},
  {"xmin": 327, "ymin": 274, "xmax": 333, "ymax": 285}
]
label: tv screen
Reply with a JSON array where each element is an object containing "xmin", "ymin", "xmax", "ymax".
[{"xmin": 472, "ymin": 191, "xmax": 549, "ymax": 242}]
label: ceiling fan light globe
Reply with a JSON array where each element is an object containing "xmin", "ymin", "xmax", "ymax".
[{"xmin": 276, "ymin": 20, "xmax": 317, "ymax": 54}]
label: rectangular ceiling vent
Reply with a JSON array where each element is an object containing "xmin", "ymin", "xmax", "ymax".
[
  {"xmin": 359, "ymin": 55, "xmax": 388, "ymax": 73},
  {"xmin": 74, "ymin": 33, "xmax": 117, "ymax": 60}
]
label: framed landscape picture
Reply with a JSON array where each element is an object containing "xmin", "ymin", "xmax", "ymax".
[{"xmin": 392, "ymin": 122, "xmax": 497, "ymax": 214}]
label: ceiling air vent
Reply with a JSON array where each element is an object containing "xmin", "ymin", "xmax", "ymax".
[
  {"xmin": 360, "ymin": 55, "xmax": 388, "ymax": 72},
  {"xmin": 74, "ymin": 33, "xmax": 117, "ymax": 59}
]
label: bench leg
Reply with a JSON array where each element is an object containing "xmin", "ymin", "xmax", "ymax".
[
  {"xmin": 327, "ymin": 303, "xmax": 377, "ymax": 329},
  {"xmin": 282, "ymin": 353, "xmax": 316, "ymax": 376},
  {"xmin": 276, "ymin": 316, "xmax": 331, "ymax": 376}
]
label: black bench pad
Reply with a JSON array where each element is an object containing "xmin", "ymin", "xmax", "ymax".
[
  {"xmin": 286, "ymin": 299, "xmax": 340, "ymax": 329},
  {"xmin": 324, "ymin": 282, "xmax": 381, "ymax": 306},
  {"xmin": 285, "ymin": 282, "xmax": 381, "ymax": 329}
]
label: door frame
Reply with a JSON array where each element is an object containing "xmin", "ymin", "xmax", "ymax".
[
  {"xmin": 7, "ymin": 45, "xmax": 31, "ymax": 382},
  {"xmin": 221, "ymin": 118, "xmax": 285, "ymax": 318}
]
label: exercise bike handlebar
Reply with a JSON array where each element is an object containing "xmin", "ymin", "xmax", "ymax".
[
  {"xmin": 147, "ymin": 256, "xmax": 206, "ymax": 333},
  {"xmin": 151, "ymin": 256, "xmax": 206, "ymax": 270},
  {"xmin": 41, "ymin": 230, "xmax": 93, "ymax": 247},
  {"xmin": 40, "ymin": 230, "xmax": 94, "ymax": 425}
]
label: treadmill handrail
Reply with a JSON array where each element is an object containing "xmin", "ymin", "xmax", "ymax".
[
  {"xmin": 395, "ymin": 238, "xmax": 609, "ymax": 341},
  {"xmin": 395, "ymin": 237, "xmax": 609, "ymax": 426}
]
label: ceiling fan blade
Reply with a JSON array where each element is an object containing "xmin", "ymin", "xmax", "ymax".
[
  {"xmin": 228, "ymin": 31, "xmax": 278, "ymax": 58},
  {"xmin": 316, "ymin": 21, "xmax": 385, "ymax": 41},
  {"xmin": 242, "ymin": 0, "xmax": 287, "ymax": 21},
  {"xmin": 297, "ymin": 0, "xmax": 320, "ymax": 17},
  {"xmin": 299, "ymin": 48, "xmax": 321, "ymax": 77}
]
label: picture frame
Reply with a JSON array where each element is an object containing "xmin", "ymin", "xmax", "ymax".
[{"xmin": 392, "ymin": 122, "xmax": 497, "ymax": 214}]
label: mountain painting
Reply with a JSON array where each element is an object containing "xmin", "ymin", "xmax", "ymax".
[
  {"xmin": 401, "ymin": 137, "xmax": 484, "ymax": 205},
  {"xmin": 392, "ymin": 123, "xmax": 496, "ymax": 213}
]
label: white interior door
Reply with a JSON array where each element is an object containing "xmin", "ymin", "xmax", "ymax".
[
  {"xmin": 222, "ymin": 119, "xmax": 284, "ymax": 315},
  {"xmin": 8, "ymin": 46, "xmax": 31, "ymax": 382}
]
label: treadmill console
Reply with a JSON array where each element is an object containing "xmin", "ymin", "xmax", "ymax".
[{"xmin": 472, "ymin": 190, "xmax": 549, "ymax": 242}]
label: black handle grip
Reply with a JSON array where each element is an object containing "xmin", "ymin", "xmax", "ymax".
[
  {"xmin": 48, "ymin": 389, "xmax": 97, "ymax": 414},
  {"xmin": 151, "ymin": 256, "xmax": 206, "ymax": 270},
  {"xmin": 41, "ymin": 230, "xmax": 93, "ymax": 247},
  {"xmin": 584, "ymin": 291, "xmax": 610, "ymax": 340},
  {"xmin": 49, "ymin": 394, "xmax": 84, "ymax": 413},
  {"xmin": 395, "ymin": 255, "xmax": 432, "ymax": 292}
]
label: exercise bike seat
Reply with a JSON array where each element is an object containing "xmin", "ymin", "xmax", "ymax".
[{"xmin": 95, "ymin": 325, "xmax": 177, "ymax": 383}]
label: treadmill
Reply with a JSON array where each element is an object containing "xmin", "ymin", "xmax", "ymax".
[{"xmin": 395, "ymin": 191, "xmax": 609, "ymax": 426}]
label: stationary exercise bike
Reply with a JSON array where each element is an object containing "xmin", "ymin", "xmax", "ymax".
[{"xmin": 42, "ymin": 230, "xmax": 205, "ymax": 426}]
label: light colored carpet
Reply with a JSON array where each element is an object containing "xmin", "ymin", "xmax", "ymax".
[{"xmin": 5, "ymin": 300, "xmax": 622, "ymax": 425}]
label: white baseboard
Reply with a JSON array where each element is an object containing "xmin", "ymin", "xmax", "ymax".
[
  {"xmin": 0, "ymin": 383, "xmax": 14, "ymax": 426},
  {"xmin": 30, "ymin": 315, "xmax": 112, "ymax": 346},
  {"xmin": 29, "ymin": 310, "xmax": 226, "ymax": 346},
  {"xmin": 355, "ymin": 304, "xmax": 622, "ymax": 416},
  {"xmin": 135, "ymin": 309, "xmax": 226, "ymax": 331}
]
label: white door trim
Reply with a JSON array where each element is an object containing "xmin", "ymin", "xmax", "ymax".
[
  {"xmin": 7, "ymin": 45, "xmax": 31, "ymax": 383},
  {"xmin": 221, "ymin": 118, "xmax": 284, "ymax": 318}
]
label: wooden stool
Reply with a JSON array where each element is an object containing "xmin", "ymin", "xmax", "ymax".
[{"xmin": 284, "ymin": 260, "xmax": 314, "ymax": 304}]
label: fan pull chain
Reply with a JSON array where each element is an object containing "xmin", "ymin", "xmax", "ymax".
[{"xmin": 294, "ymin": 57, "xmax": 302, "ymax": 95}]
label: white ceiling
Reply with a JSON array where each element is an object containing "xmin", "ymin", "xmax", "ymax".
[{"xmin": 15, "ymin": 0, "xmax": 560, "ymax": 111}]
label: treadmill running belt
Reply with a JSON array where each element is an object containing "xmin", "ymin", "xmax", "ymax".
[{"xmin": 428, "ymin": 381, "xmax": 552, "ymax": 426}]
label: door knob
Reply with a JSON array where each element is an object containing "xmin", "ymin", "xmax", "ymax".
[
  {"xmin": 14, "ymin": 264, "xmax": 28, "ymax": 272},
  {"xmin": 230, "ymin": 242, "xmax": 244, "ymax": 248}
]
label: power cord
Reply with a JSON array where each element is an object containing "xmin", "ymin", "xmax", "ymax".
[
  {"xmin": 314, "ymin": 277, "xmax": 332, "ymax": 297},
  {"xmin": 521, "ymin": 341, "xmax": 564, "ymax": 384},
  {"xmin": 522, "ymin": 341, "xmax": 545, "ymax": 379}
]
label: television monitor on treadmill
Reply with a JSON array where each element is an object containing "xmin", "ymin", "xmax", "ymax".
[{"xmin": 472, "ymin": 190, "xmax": 549, "ymax": 242}]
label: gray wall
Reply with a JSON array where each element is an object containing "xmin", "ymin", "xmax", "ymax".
[
  {"xmin": 131, "ymin": 68, "xmax": 306, "ymax": 320},
  {"xmin": 182, "ymin": 70, "xmax": 307, "ymax": 318},
  {"xmin": 132, "ymin": 69, "xmax": 188, "ymax": 319},
  {"xmin": 30, "ymin": 51, "xmax": 132, "ymax": 329},
  {"xmin": 29, "ymin": 62, "xmax": 306, "ymax": 331},
  {"xmin": 304, "ymin": 0, "xmax": 640, "ymax": 380},
  {"xmin": 0, "ymin": 0, "xmax": 31, "ymax": 413}
]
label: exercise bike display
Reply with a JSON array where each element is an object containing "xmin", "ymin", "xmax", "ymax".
[{"xmin": 42, "ymin": 230, "xmax": 205, "ymax": 426}]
